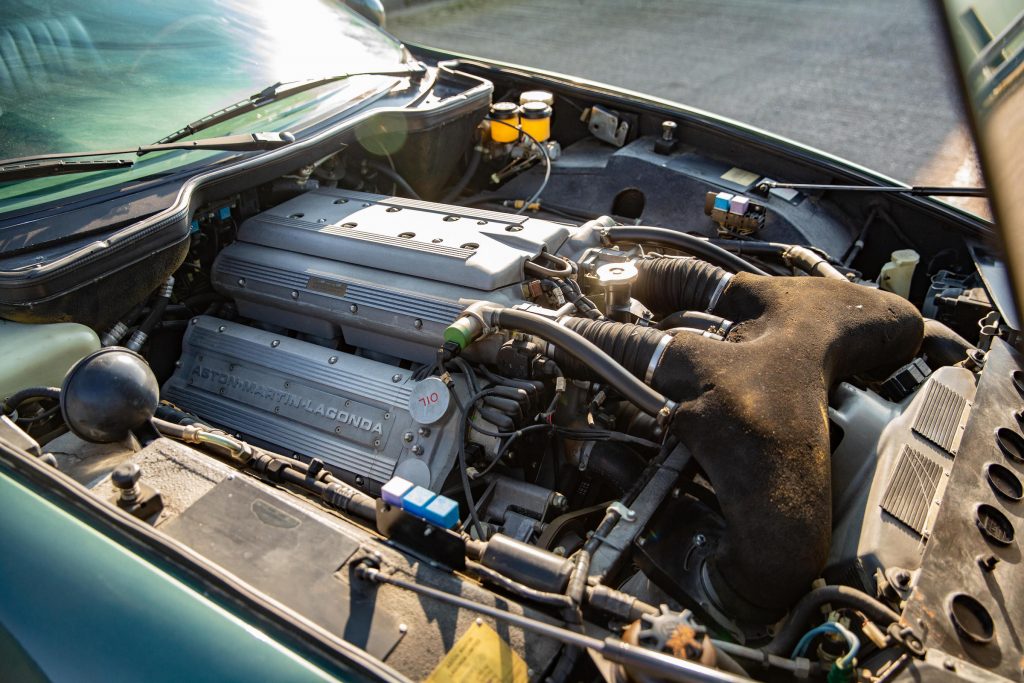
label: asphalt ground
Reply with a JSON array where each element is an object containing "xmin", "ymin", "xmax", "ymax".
[{"xmin": 389, "ymin": 0, "xmax": 987, "ymax": 214}]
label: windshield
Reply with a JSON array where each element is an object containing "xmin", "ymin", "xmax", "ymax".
[{"xmin": 0, "ymin": 0, "xmax": 407, "ymax": 213}]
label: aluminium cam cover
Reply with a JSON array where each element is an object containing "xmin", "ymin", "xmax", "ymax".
[
  {"xmin": 212, "ymin": 188, "xmax": 574, "ymax": 362},
  {"xmin": 162, "ymin": 316, "xmax": 464, "ymax": 492}
]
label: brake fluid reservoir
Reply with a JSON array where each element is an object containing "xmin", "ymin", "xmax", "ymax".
[
  {"xmin": 0, "ymin": 320, "xmax": 100, "ymax": 400},
  {"xmin": 489, "ymin": 101, "xmax": 520, "ymax": 143},
  {"xmin": 519, "ymin": 101, "xmax": 552, "ymax": 143}
]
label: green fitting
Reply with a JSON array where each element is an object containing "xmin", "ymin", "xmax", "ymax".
[
  {"xmin": 444, "ymin": 316, "xmax": 481, "ymax": 350},
  {"xmin": 827, "ymin": 661, "xmax": 855, "ymax": 683}
]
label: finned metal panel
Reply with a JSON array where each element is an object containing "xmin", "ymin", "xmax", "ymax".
[{"xmin": 162, "ymin": 316, "xmax": 463, "ymax": 492}]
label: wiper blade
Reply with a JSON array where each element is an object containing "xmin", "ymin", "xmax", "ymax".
[
  {"xmin": 156, "ymin": 66, "xmax": 427, "ymax": 145},
  {"xmin": 760, "ymin": 181, "xmax": 987, "ymax": 198},
  {"xmin": 0, "ymin": 159, "xmax": 135, "ymax": 182},
  {"xmin": 0, "ymin": 132, "xmax": 294, "ymax": 181}
]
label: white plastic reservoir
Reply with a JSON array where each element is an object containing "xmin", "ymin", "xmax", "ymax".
[{"xmin": 0, "ymin": 320, "xmax": 100, "ymax": 401}]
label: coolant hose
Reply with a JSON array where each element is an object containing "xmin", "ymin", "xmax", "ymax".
[
  {"xmin": 633, "ymin": 256, "xmax": 733, "ymax": 315},
  {"xmin": 603, "ymin": 226, "xmax": 767, "ymax": 275},
  {"xmin": 493, "ymin": 308, "xmax": 673, "ymax": 419}
]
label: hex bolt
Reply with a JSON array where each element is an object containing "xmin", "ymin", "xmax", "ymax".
[
  {"xmin": 661, "ymin": 120, "xmax": 678, "ymax": 141},
  {"xmin": 411, "ymin": 445, "xmax": 424, "ymax": 456},
  {"xmin": 349, "ymin": 304, "xmax": 358, "ymax": 314},
  {"xmin": 417, "ymin": 427, "xmax": 431, "ymax": 437},
  {"xmin": 328, "ymin": 356, "xmax": 338, "ymax": 365},
  {"xmin": 403, "ymin": 432, "xmax": 414, "ymax": 443},
  {"xmin": 413, "ymin": 318, "xmax": 423, "ymax": 330},
  {"xmin": 237, "ymin": 278, "xmax": 246, "ymax": 287},
  {"xmin": 271, "ymin": 340, "xmax": 280, "ymax": 348},
  {"xmin": 392, "ymin": 374, "xmax": 402, "ymax": 383},
  {"xmin": 112, "ymin": 462, "xmax": 142, "ymax": 505},
  {"xmin": 290, "ymin": 290, "xmax": 299, "ymax": 299},
  {"xmin": 551, "ymin": 493, "xmax": 568, "ymax": 509}
]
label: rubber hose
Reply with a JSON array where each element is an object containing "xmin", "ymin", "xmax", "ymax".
[
  {"xmin": 605, "ymin": 226, "xmax": 767, "ymax": 275},
  {"xmin": 657, "ymin": 310, "xmax": 732, "ymax": 334},
  {"xmin": 3, "ymin": 386, "xmax": 61, "ymax": 415},
  {"xmin": 494, "ymin": 308, "xmax": 671, "ymax": 417},
  {"xmin": 365, "ymin": 159, "xmax": 421, "ymax": 200},
  {"xmin": 583, "ymin": 442, "xmax": 647, "ymax": 495},
  {"xmin": 922, "ymin": 318, "xmax": 976, "ymax": 369},
  {"xmin": 633, "ymin": 257, "xmax": 733, "ymax": 315},
  {"xmin": 762, "ymin": 585, "xmax": 901, "ymax": 656},
  {"xmin": 440, "ymin": 144, "xmax": 482, "ymax": 204},
  {"xmin": 553, "ymin": 317, "xmax": 668, "ymax": 382},
  {"xmin": 710, "ymin": 240, "xmax": 846, "ymax": 280}
]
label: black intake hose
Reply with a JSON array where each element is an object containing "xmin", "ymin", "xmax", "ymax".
[
  {"xmin": 922, "ymin": 318, "xmax": 976, "ymax": 369},
  {"xmin": 552, "ymin": 317, "xmax": 669, "ymax": 381},
  {"xmin": 557, "ymin": 268, "xmax": 923, "ymax": 617},
  {"xmin": 493, "ymin": 308, "xmax": 672, "ymax": 418},
  {"xmin": 584, "ymin": 442, "xmax": 647, "ymax": 495},
  {"xmin": 604, "ymin": 226, "xmax": 767, "ymax": 275},
  {"xmin": 632, "ymin": 257, "xmax": 732, "ymax": 316}
]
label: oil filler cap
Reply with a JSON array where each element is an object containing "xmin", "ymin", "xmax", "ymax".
[{"xmin": 409, "ymin": 377, "xmax": 451, "ymax": 425}]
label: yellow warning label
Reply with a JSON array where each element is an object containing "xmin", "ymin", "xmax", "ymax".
[
  {"xmin": 425, "ymin": 621, "xmax": 528, "ymax": 683},
  {"xmin": 720, "ymin": 166, "xmax": 760, "ymax": 187}
]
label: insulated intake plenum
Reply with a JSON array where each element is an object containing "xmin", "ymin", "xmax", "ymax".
[{"xmin": 561, "ymin": 270, "xmax": 923, "ymax": 617}]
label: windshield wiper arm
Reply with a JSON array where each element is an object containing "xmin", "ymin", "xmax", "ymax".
[
  {"xmin": 759, "ymin": 180, "xmax": 987, "ymax": 197},
  {"xmin": 156, "ymin": 66, "xmax": 427, "ymax": 145},
  {"xmin": 0, "ymin": 132, "xmax": 294, "ymax": 181}
]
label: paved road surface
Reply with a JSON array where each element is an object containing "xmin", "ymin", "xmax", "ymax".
[{"xmin": 389, "ymin": 0, "xmax": 983, "ymax": 211}]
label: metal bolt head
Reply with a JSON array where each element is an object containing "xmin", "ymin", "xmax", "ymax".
[
  {"xmin": 271, "ymin": 340, "xmax": 280, "ymax": 348},
  {"xmin": 417, "ymin": 427, "xmax": 431, "ymax": 437},
  {"xmin": 403, "ymin": 432, "xmax": 414, "ymax": 443},
  {"xmin": 290, "ymin": 290, "xmax": 299, "ymax": 299},
  {"xmin": 111, "ymin": 462, "xmax": 141, "ymax": 490},
  {"xmin": 413, "ymin": 318, "xmax": 423, "ymax": 329},
  {"xmin": 237, "ymin": 278, "xmax": 246, "ymax": 286},
  {"xmin": 551, "ymin": 493, "xmax": 568, "ymax": 509},
  {"xmin": 693, "ymin": 533, "xmax": 707, "ymax": 547},
  {"xmin": 661, "ymin": 120, "xmax": 677, "ymax": 141},
  {"xmin": 328, "ymin": 356, "xmax": 338, "ymax": 365},
  {"xmin": 349, "ymin": 304, "xmax": 358, "ymax": 314},
  {"xmin": 411, "ymin": 444, "xmax": 424, "ymax": 456},
  {"xmin": 392, "ymin": 374, "xmax": 402, "ymax": 383}
]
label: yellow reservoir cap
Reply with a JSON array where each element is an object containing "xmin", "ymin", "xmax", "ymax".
[
  {"xmin": 489, "ymin": 101, "xmax": 520, "ymax": 143},
  {"xmin": 519, "ymin": 101, "xmax": 551, "ymax": 142}
]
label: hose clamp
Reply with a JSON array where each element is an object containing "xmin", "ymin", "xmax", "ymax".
[
  {"xmin": 706, "ymin": 273, "xmax": 732, "ymax": 313},
  {"xmin": 644, "ymin": 333, "xmax": 673, "ymax": 384}
]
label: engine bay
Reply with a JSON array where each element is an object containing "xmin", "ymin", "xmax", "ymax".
[{"xmin": 2, "ymin": 59, "xmax": 1022, "ymax": 682}]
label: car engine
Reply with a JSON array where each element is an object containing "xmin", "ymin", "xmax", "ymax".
[{"xmin": 5, "ymin": 64, "xmax": 1022, "ymax": 683}]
